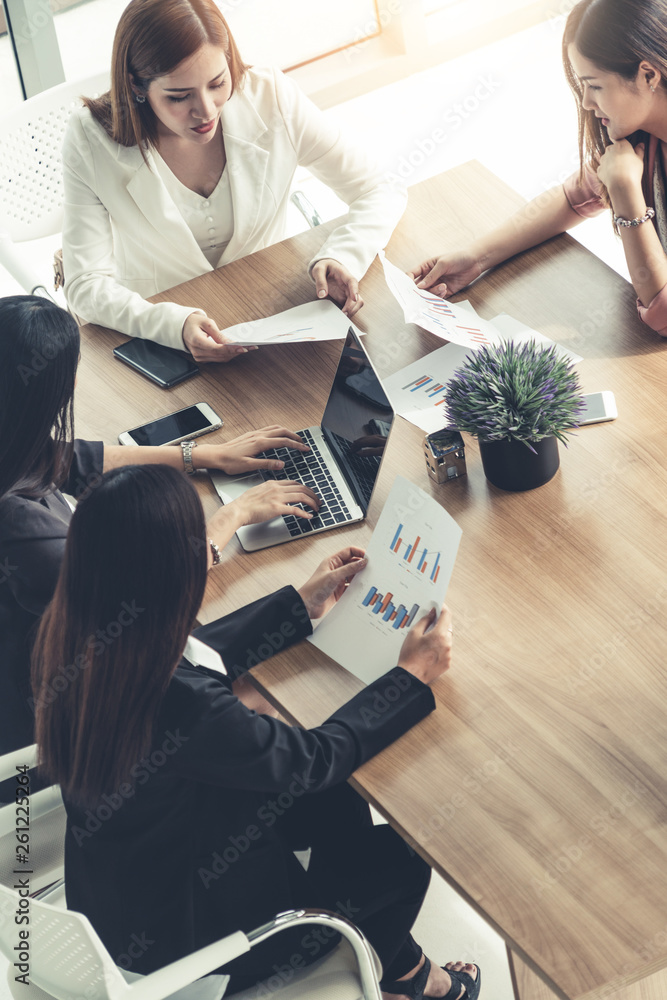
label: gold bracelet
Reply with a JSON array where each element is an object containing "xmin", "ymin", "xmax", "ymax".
[{"xmin": 208, "ymin": 538, "xmax": 221, "ymax": 566}]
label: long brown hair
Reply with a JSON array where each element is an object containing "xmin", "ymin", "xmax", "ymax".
[
  {"xmin": 563, "ymin": 0, "xmax": 667, "ymax": 201},
  {"xmin": 32, "ymin": 464, "xmax": 208, "ymax": 806},
  {"xmin": 84, "ymin": 0, "xmax": 248, "ymax": 154},
  {"xmin": 0, "ymin": 296, "xmax": 78, "ymax": 500}
]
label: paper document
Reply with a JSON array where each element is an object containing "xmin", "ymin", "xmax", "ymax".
[
  {"xmin": 380, "ymin": 252, "xmax": 501, "ymax": 349},
  {"xmin": 382, "ymin": 343, "xmax": 472, "ymax": 434},
  {"xmin": 381, "ymin": 305, "xmax": 583, "ymax": 435},
  {"xmin": 309, "ymin": 475, "xmax": 462, "ymax": 684},
  {"xmin": 224, "ymin": 300, "xmax": 356, "ymax": 346},
  {"xmin": 489, "ymin": 313, "xmax": 583, "ymax": 364}
]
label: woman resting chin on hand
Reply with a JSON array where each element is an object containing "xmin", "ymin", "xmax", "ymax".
[{"xmin": 409, "ymin": 0, "xmax": 667, "ymax": 339}]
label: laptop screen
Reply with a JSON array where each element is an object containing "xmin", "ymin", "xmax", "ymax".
[{"xmin": 320, "ymin": 329, "xmax": 395, "ymax": 513}]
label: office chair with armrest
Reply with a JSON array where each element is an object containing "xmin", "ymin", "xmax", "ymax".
[
  {"xmin": 0, "ymin": 72, "xmax": 109, "ymax": 298},
  {"xmin": 0, "ymin": 745, "xmax": 65, "ymax": 895},
  {"xmin": 0, "ymin": 885, "xmax": 382, "ymax": 1000}
]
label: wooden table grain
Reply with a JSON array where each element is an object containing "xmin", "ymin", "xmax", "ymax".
[{"xmin": 75, "ymin": 162, "xmax": 667, "ymax": 1000}]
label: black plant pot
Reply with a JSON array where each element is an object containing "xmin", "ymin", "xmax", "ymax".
[{"xmin": 479, "ymin": 436, "xmax": 559, "ymax": 492}]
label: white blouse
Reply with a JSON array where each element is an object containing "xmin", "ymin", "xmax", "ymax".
[
  {"xmin": 153, "ymin": 153, "xmax": 234, "ymax": 267},
  {"xmin": 182, "ymin": 635, "xmax": 227, "ymax": 676}
]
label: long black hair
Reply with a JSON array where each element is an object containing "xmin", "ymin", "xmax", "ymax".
[
  {"xmin": 0, "ymin": 295, "xmax": 80, "ymax": 499},
  {"xmin": 563, "ymin": 0, "xmax": 667, "ymax": 197},
  {"xmin": 32, "ymin": 464, "xmax": 208, "ymax": 806}
]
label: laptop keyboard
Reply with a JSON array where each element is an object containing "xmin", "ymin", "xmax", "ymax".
[{"xmin": 258, "ymin": 429, "xmax": 352, "ymax": 537}]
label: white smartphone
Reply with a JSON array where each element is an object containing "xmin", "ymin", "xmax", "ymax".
[
  {"xmin": 579, "ymin": 391, "xmax": 617, "ymax": 425},
  {"xmin": 118, "ymin": 402, "xmax": 223, "ymax": 446}
]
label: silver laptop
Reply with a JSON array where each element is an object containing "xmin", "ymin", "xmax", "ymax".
[{"xmin": 210, "ymin": 328, "xmax": 395, "ymax": 551}]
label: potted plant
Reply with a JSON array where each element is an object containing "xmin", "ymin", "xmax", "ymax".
[{"xmin": 444, "ymin": 340, "xmax": 585, "ymax": 491}]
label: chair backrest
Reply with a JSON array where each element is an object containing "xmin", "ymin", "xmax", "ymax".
[
  {"xmin": 0, "ymin": 883, "xmax": 130, "ymax": 1000},
  {"xmin": 0, "ymin": 72, "xmax": 109, "ymax": 243},
  {"xmin": 0, "ymin": 746, "xmax": 66, "ymax": 892}
]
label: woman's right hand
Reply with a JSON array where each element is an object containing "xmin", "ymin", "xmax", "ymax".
[
  {"xmin": 224, "ymin": 480, "xmax": 320, "ymax": 527},
  {"xmin": 397, "ymin": 604, "xmax": 453, "ymax": 685},
  {"xmin": 408, "ymin": 251, "xmax": 483, "ymax": 299},
  {"xmin": 182, "ymin": 312, "xmax": 258, "ymax": 363}
]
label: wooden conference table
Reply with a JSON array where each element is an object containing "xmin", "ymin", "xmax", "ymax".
[{"xmin": 75, "ymin": 163, "xmax": 667, "ymax": 1000}]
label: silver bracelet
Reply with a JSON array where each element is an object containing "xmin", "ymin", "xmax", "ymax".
[
  {"xmin": 181, "ymin": 439, "xmax": 197, "ymax": 475},
  {"xmin": 208, "ymin": 538, "xmax": 221, "ymax": 566},
  {"xmin": 613, "ymin": 206, "xmax": 655, "ymax": 228}
]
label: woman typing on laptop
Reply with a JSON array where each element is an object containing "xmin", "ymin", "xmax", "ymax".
[
  {"xmin": 32, "ymin": 461, "xmax": 480, "ymax": 1000},
  {"xmin": 0, "ymin": 295, "xmax": 319, "ymax": 772},
  {"xmin": 61, "ymin": 0, "xmax": 406, "ymax": 363}
]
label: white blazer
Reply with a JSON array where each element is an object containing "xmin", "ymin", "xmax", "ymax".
[{"xmin": 62, "ymin": 66, "xmax": 407, "ymax": 350}]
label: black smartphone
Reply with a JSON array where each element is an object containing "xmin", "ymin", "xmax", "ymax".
[{"xmin": 113, "ymin": 338, "xmax": 199, "ymax": 388}]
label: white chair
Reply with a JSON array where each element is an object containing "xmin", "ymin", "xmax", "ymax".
[
  {"xmin": 0, "ymin": 745, "xmax": 65, "ymax": 894},
  {"xmin": 0, "ymin": 72, "xmax": 109, "ymax": 298},
  {"xmin": 0, "ymin": 884, "xmax": 382, "ymax": 1000}
]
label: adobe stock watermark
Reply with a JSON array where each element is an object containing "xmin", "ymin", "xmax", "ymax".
[
  {"xmin": 29, "ymin": 599, "xmax": 145, "ymax": 712},
  {"xmin": 70, "ymin": 728, "xmax": 190, "ymax": 847},
  {"xmin": 0, "ymin": 557, "xmax": 18, "ymax": 586},
  {"xmin": 115, "ymin": 931, "xmax": 155, "ymax": 971},
  {"xmin": 566, "ymin": 583, "xmax": 667, "ymax": 697},
  {"xmin": 250, "ymin": 901, "xmax": 363, "ymax": 998},
  {"xmin": 385, "ymin": 76, "xmax": 501, "ymax": 186},
  {"xmin": 532, "ymin": 777, "xmax": 650, "ymax": 897},
  {"xmin": 17, "ymin": 339, "xmax": 67, "ymax": 386},
  {"xmin": 341, "ymin": 0, "xmax": 404, "ymax": 64},
  {"xmin": 9, "ymin": 0, "xmax": 69, "ymax": 45},
  {"xmin": 413, "ymin": 739, "xmax": 521, "ymax": 846},
  {"xmin": 198, "ymin": 768, "xmax": 318, "ymax": 888}
]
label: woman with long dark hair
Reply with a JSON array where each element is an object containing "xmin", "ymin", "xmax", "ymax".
[
  {"xmin": 0, "ymin": 295, "xmax": 318, "ymax": 765},
  {"xmin": 62, "ymin": 0, "xmax": 406, "ymax": 362},
  {"xmin": 410, "ymin": 0, "xmax": 667, "ymax": 338},
  {"xmin": 32, "ymin": 462, "xmax": 480, "ymax": 1000}
]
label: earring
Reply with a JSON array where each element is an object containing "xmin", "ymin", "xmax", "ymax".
[{"xmin": 135, "ymin": 92, "xmax": 146, "ymax": 104}]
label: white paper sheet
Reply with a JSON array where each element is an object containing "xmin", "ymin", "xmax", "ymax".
[
  {"xmin": 309, "ymin": 475, "xmax": 462, "ymax": 684},
  {"xmin": 382, "ymin": 343, "xmax": 471, "ymax": 434},
  {"xmin": 380, "ymin": 252, "xmax": 502, "ymax": 349},
  {"xmin": 380, "ymin": 304, "xmax": 583, "ymax": 435},
  {"xmin": 489, "ymin": 313, "xmax": 583, "ymax": 364},
  {"xmin": 224, "ymin": 299, "xmax": 356, "ymax": 346}
]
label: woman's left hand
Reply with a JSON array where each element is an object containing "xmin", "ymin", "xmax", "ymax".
[
  {"xmin": 194, "ymin": 426, "xmax": 310, "ymax": 474},
  {"xmin": 311, "ymin": 259, "xmax": 364, "ymax": 318},
  {"xmin": 596, "ymin": 139, "xmax": 646, "ymax": 195},
  {"xmin": 298, "ymin": 546, "xmax": 367, "ymax": 620}
]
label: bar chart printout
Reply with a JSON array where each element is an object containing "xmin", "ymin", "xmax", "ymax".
[
  {"xmin": 309, "ymin": 475, "xmax": 462, "ymax": 684},
  {"xmin": 362, "ymin": 587, "xmax": 420, "ymax": 629},
  {"xmin": 389, "ymin": 524, "xmax": 442, "ymax": 583}
]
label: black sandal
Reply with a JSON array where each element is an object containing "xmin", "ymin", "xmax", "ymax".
[{"xmin": 381, "ymin": 956, "xmax": 482, "ymax": 1000}]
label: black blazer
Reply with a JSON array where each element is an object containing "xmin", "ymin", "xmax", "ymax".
[
  {"xmin": 63, "ymin": 586, "xmax": 435, "ymax": 975},
  {"xmin": 0, "ymin": 442, "xmax": 103, "ymax": 801}
]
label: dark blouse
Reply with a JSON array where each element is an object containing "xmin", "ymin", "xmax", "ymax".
[{"xmin": 0, "ymin": 439, "xmax": 104, "ymax": 758}]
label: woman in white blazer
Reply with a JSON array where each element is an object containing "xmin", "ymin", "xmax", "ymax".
[{"xmin": 61, "ymin": 0, "xmax": 407, "ymax": 362}]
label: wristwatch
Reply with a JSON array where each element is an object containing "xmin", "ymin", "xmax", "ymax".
[{"xmin": 181, "ymin": 440, "xmax": 197, "ymax": 475}]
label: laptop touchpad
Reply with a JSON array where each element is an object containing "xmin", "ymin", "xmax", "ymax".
[{"xmin": 209, "ymin": 470, "xmax": 266, "ymax": 505}]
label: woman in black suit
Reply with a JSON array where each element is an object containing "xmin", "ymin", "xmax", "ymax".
[
  {"xmin": 32, "ymin": 464, "xmax": 480, "ymax": 1000},
  {"xmin": 0, "ymin": 294, "xmax": 320, "ymax": 770}
]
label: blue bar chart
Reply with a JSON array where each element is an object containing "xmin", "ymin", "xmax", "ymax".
[
  {"xmin": 362, "ymin": 587, "xmax": 420, "ymax": 629},
  {"xmin": 389, "ymin": 524, "xmax": 442, "ymax": 583},
  {"xmin": 309, "ymin": 475, "xmax": 462, "ymax": 685},
  {"xmin": 400, "ymin": 374, "xmax": 448, "ymax": 406}
]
